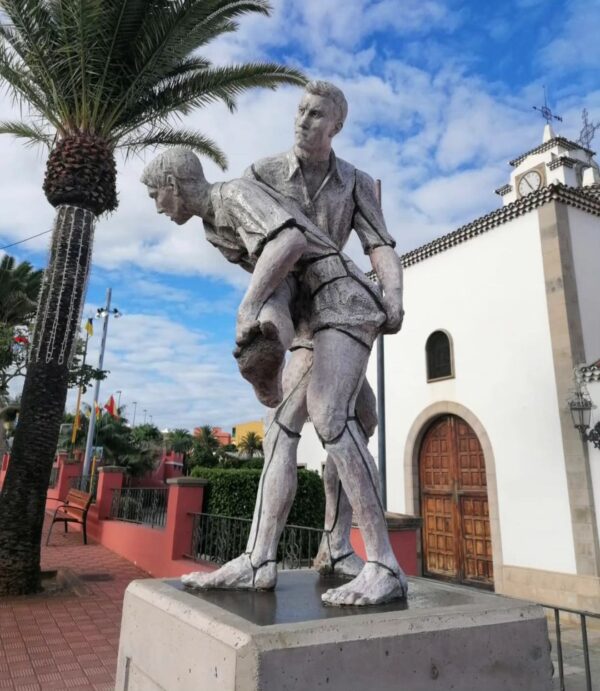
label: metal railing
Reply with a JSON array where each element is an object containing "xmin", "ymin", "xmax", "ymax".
[
  {"xmin": 189, "ymin": 513, "xmax": 323, "ymax": 569},
  {"xmin": 110, "ymin": 487, "xmax": 168, "ymax": 528},
  {"xmin": 543, "ymin": 604, "xmax": 600, "ymax": 690},
  {"xmin": 48, "ymin": 466, "xmax": 59, "ymax": 488},
  {"xmin": 69, "ymin": 474, "xmax": 97, "ymax": 498}
]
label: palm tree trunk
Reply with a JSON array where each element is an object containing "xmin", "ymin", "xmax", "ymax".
[{"xmin": 0, "ymin": 206, "xmax": 95, "ymax": 595}]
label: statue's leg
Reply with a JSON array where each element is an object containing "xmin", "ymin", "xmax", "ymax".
[
  {"xmin": 182, "ymin": 349, "xmax": 311, "ymax": 591},
  {"xmin": 314, "ymin": 380, "xmax": 377, "ymax": 578},
  {"xmin": 307, "ymin": 329, "xmax": 407, "ymax": 606}
]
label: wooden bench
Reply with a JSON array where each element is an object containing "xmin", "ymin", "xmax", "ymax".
[{"xmin": 46, "ymin": 488, "xmax": 93, "ymax": 545}]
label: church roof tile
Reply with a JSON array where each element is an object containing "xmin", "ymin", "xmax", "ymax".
[
  {"xmin": 509, "ymin": 136, "xmax": 594, "ymax": 167},
  {"xmin": 400, "ymin": 183, "xmax": 600, "ymax": 268}
]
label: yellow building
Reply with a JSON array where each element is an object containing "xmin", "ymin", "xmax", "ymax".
[{"xmin": 231, "ymin": 419, "xmax": 264, "ymax": 447}]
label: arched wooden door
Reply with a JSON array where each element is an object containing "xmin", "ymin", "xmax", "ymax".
[{"xmin": 419, "ymin": 415, "xmax": 493, "ymax": 588}]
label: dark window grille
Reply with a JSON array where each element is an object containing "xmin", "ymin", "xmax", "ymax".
[
  {"xmin": 69, "ymin": 474, "xmax": 97, "ymax": 499},
  {"xmin": 110, "ymin": 487, "xmax": 168, "ymax": 528},
  {"xmin": 426, "ymin": 331, "xmax": 453, "ymax": 381},
  {"xmin": 188, "ymin": 513, "xmax": 323, "ymax": 569}
]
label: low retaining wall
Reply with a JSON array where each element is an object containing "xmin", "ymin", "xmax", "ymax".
[{"xmin": 350, "ymin": 512, "xmax": 421, "ymax": 576}]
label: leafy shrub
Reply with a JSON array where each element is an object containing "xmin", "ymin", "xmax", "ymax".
[{"xmin": 190, "ymin": 466, "xmax": 324, "ymax": 528}]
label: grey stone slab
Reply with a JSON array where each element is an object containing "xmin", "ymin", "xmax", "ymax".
[{"xmin": 116, "ymin": 571, "xmax": 554, "ymax": 691}]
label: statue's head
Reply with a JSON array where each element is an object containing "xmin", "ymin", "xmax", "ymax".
[
  {"xmin": 141, "ymin": 147, "xmax": 205, "ymax": 225},
  {"xmin": 295, "ymin": 81, "xmax": 348, "ymax": 156}
]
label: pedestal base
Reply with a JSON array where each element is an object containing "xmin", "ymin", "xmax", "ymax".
[{"xmin": 116, "ymin": 571, "xmax": 553, "ymax": 691}]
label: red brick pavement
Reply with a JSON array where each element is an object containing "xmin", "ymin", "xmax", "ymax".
[{"xmin": 0, "ymin": 515, "xmax": 149, "ymax": 690}]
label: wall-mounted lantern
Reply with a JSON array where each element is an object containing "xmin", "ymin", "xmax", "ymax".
[{"xmin": 567, "ymin": 383, "xmax": 600, "ymax": 450}]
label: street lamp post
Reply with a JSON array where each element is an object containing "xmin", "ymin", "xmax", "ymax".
[
  {"xmin": 132, "ymin": 401, "xmax": 138, "ymax": 427},
  {"xmin": 82, "ymin": 288, "xmax": 121, "ymax": 477}
]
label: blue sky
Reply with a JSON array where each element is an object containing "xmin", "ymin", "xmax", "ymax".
[{"xmin": 0, "ymin": 0, "xmax": 599, "ymax": 431}]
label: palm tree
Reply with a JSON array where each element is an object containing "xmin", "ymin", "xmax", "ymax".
[
  {"xmin": 0, "ymin": 255, "xmax": 43, "ymax": 327},
  {"xmin": 238, "ymin": 431, "xmax": 262, "ymax": 458},
  {"xmin": 0, "ymin": 255, "xmax": 43, "ymax": 401},
  {"xmin": 189, "ymin": 424, "xmax": 219, "ymax": 468},
  {"xmin": 166, "ymin": 427, "xmax": 193, "ymax": 473},
  {"xmin": 166, "ymin": 428, "xmax": 193, "ymax": 454},
  {"xmin": 0, "ymin": 0, "xmax": 305, "ymax": 595}
]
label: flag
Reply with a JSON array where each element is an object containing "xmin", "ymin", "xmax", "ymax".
[
  {"xmin": 71, "ymin": 411, "xmax": 81, "ymax": 444},
  {"xmin": 94, "ymin": 401, "xmax": 102, "ymax": 419},
  {"xmin": 104, "ymin": 395, "xmax": 119, "ymax": 419},
  {"xmin": 84, "ymin": 318, "xmax": 94, "ymax": 337}
]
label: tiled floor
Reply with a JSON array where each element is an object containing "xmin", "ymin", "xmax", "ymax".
[{"xmin": 0, "ymin": 515, "xmax": 148, "ymax": 690}]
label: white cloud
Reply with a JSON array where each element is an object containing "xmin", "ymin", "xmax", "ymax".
[
  {"xmin": 69, "ymin": 310, "xmax": 263, "ymax": 431},
  {"xmin": 538, "ymin": 0, "xmax": 600, "ymax": 73}
]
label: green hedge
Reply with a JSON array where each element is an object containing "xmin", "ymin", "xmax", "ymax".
[{"xmin": 190, "ymin": 466, "xmax": 324, "ymax": 528}]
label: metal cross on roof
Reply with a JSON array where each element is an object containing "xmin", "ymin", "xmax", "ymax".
[
  {"xmin": 533, "ymin": 86, "xmax": 563, "ymax": 125},
  {"xmin": 578, "ymin": 108, "xmax": 600, "ymax": 150}
]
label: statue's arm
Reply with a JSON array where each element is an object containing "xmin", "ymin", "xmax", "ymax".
[
  {"xmin": 370, "ymin": 246, "xmax": 404, "ymax": 334},
  {"xmin": 236, "ymin": 226, "xmax": 307, "ymax": 344}
]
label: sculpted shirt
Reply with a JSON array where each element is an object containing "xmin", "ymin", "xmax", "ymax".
[
  {"xmin": 244, "ymin": 149, "xmax": 395, "ymax": 253},
  {"xmin": 203, "ymin": 178, "xmax": 386, "ymax": 346}
]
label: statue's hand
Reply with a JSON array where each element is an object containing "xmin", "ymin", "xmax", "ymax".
[{"xmin": 381, "ymin": 296, "xmax": 404, "ymax": 334}]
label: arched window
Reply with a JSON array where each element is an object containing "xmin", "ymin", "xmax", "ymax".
[{"xmin": 426, "ymin": 330, "xmax": 453, "ymax": 381}]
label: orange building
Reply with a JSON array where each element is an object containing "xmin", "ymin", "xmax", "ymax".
[
  {"xmin": 212, "ymin": 427, "xmax": 232, "ymax": 446},
  {"xmin": 193, "ymin": 426, "xmax": 232, "ymax": 446}
]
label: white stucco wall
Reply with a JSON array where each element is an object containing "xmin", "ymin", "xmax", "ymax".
[
  {"xmin": 567, "ymin": 207, "xmax": 600, "ymax": 363},
  {"xmin": 297, "ymin": 422, "xmax": 324, "ymax": 472},
  {"xmin": 371, "ymin": 210, "xmax": 577, "ymax": 575}
]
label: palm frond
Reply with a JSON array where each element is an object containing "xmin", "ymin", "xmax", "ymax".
[
  {"xmin": 86, "ymin": 0, "xmax": 148, "ymax": 124},
  {"xmin": 117, "ymin": 127, "xmax": 227, "ymax": 169},
  {"xmin": 0, "ymin": 0, "xmax": 62, "ymax": 114},
  {"xmin": 113, "ymin": 62, "xmax": 306, "ymax": 136},
  {"xmin": 0, "ymin": 44, "xmax": 54, "ymax": 123},
  {"xmin": 0, "ymin": 119, "xmax": 52, "ymax": 147},
  {"xmin": 106, "ymin": 0, "xmax": 274, "ymax": 130}
]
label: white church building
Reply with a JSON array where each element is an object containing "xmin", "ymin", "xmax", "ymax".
[{"xmin": 298, "ymin": 125, "xmax": 600, "ymax": 612}]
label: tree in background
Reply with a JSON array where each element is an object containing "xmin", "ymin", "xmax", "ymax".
[
  {"xmin": 238, "ymin": 431, "xmax": 263, "ymax": 459},
  {"xmin": 96, "ymin": 414, "xmax": 158, "ymax": 477},
  {"xmin": 131, "ymin": 423, "xmax": 163, "ymax": 445},
  {"xmin": 189, "ymin": 425, "xmax": 220, "ymax": 469},
  {"xmin": 0, "ymin": 256, "xmax": 43, "ymax": 402},
  {"xmin": 0, "ymin": 0, "xmax": 305, "ymax": 595},
  {"xmin": 165, "ymin": 428, "xmax": 194, "ymax": 474}
]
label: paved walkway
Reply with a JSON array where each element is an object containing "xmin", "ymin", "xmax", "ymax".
[
  {"xmin": 0, "ymin": 515, "xmax": 148, "ymax": 690},
  {"xmin": 0, "ymin": 516, "xmax": 599, "ymax": 690}
]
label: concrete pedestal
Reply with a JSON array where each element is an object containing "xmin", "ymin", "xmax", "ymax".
[{"xmin": 116, "ymin": 571, "xmax": 553, "ymax": 691}]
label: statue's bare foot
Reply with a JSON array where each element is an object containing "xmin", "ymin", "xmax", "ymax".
[
  {"xmin": 313, "ymin": 548, "xmax": 364, "ymax": 578},
  {"xmin": 233, "ymin": 321, "xmax": 285, "ymax": 408},
  {"xmin": 181, "ymin": 554, "xmax": 277, "ymax": 591},
  {"xmin": 321, "ymin": 562, "xmax": 408, "ymax": 606}
]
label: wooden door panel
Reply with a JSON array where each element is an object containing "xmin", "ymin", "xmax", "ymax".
[
  {"xmin": 456, "ymin": 420, "xmax": 487, "ymax": 490},
  {"xmin": 420, "ymin": 415, "xmax": 493, "ymax": 588},
  {"xmin": 461, "ymin": 496, "xmax": 494, "ymax": 583},
  {"xmin": 421, "ymin": 418, "xmax": 453, "ymax": 491},
  {"xmin": 423, "ymin": 495, "xmax": 456, "ymax": 576}
]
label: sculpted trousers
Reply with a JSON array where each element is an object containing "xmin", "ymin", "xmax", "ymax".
[{"xmin": 245, "ymin": 333, "xmax": 384, "ymax": 568}]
